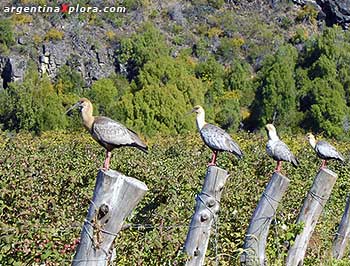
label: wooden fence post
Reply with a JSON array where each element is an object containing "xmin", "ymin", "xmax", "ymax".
[
  {"xmin": 72, "ymin": 169, "xmax": 148, "ymax": 266},
  {"xmin": 332, "ymin": 194, "xmax": 350, "ymax": 259},
  {"xmin": 286, "ymin": 168, "xmax": 338, "ymax": 266},
  {"xmin": 184, "ymin": 166, "xmax": 229, "ymax": 266},
  {"xmin": 240, "ymin": 172, "xmax": 290, "ymax": 266}
]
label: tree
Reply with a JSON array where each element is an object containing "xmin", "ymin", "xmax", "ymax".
[
  {"xmin": 0, "ymin": 18, "xmax": 14, "ymax": 52},
  {"xmin": 0, "ymin": 61, "xmax": 67, "ymax": 133},
  {"xmin": 117, "ymin": 23, "xmax": 170, "ymax": 80},
  {"xmin": 250, "ymin": 45, "xmax": 299, "ymax": 129},
  {"xmin": 115, "ymin": 54, "xmax": 207, "ymax": 136},
  {"xmin": 299, "ymin": 55, "xmax": 348, "ymax": 138}
]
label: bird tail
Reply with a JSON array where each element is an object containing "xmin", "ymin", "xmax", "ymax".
[
  {"xmin": 230, "ymin": 143, "xmax": 243, "ymax": 159},
  {"xmin": 127, "ymin": 128, "xmax": 148, "ymax": 154},
  {"xmin": 136, "ymin": 144, "xmax": 148, "ymax": 154},
  {"xmin": 292, "ymin": 157, "xmax": 299, "ymax": 168},
  {"xmin": 338, "ymin": 153, "xmax": 345, "ymax": 163}
]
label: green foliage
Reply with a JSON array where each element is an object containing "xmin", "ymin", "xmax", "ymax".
[
  {"xmin": 117, "ymin": 23, "xmax": 170, "ymax": 78},
  {"xmin": 250, "ymin": 45, "xmax": 299, "ymax": 129},
  {"xmin": 56, "ymin": 65, "xmax": 84, "ymax": 95},
  {"xmin": 296, "ymin": 5, "xmax": 318, "ymax": 25},
  {"xmin": 208, "ymin": 0, "xmax": 225, "ymax": 9},
  {"xmin": 44, "ymin": 28, "xmax": 64, "ymax": 41},
  {"xmin": 214, "ymin": 91, "xmax": 241, "ymax": 131},
  {"xmin": 0, "ymin": 62, "xmax": 67, "ymax": 133},
  {"xmin": 0, "ymin": 18, "xmax": 14, "ymax": 52},
  {"xmin": 225, "ymin": 60, "xmax": 254, "ymax": 107},
  {"xmin": 297, "ymin": 27, "xmax": 350, "ymax": 138},
  {"xmin": 1, "ymin": 132, "xmax": 350, "ymax": 265},
  {"xmin": 117, "ymin": 55, "xmax": 206, "ymax": 135}
]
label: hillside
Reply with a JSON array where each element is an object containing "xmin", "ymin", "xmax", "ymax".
[{"xmin": 0, "ymin": 1, "xmax": 350, "ymax": 138}]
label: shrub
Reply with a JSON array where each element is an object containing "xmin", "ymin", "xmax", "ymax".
[
  {"xmin": 0, "ymin": 18, "xmax": 14, "ymax": 50},
  {"xmin": 44, "ymin": 28, "xmax": 64, "ymax": 41},
  {"xmin": 0, "ymin": 62, "xmax": 67, "ymax": 133}
]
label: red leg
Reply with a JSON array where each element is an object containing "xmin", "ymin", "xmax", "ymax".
[
  {"xmin": 275, "ymin": 161, "xmax": 282, "ymax": 173},
  {"xmin": 320, "ymin": 160, "xmax": 326, "ymax": 169},
  {"xmin": 103, "ymin": 151, "xmax": 112, "ymax": 170},
  {"xmin": 208, "ymin": 151, "xmax": 218, "ymax": 166}
]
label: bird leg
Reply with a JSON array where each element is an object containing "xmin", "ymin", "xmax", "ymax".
[
  {"xmin": 103, "ymin": 151, "xmax": 112, "ymax": 170},
  {"xmin": 208, "ymin": 151, "xmax": 218, "ymax": 166},
  {"xmin": 275, "ymin": 161, "xmax": 282, "ymax": 173},
  {"xmin": 320, "ymin": 160, "xmax": 327, "ymax": 169}
]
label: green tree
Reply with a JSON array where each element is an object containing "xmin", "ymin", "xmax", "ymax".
[
  {"xmin": 250, "ymin": 45, "xmax": 299, "ymax": 129},
  {"xmin": 117, "ymin": 23, "xmax": 169, "ymax": 80},
  {"xmin": 0, "ymin": 62, "xmax": 67, "ymax": 133},
  {"xmin": 115, "ymin": 55, "xmax": 206, "ymax": 136},
  {"xmin": 0, "ymin": 18, "xmax": 14, "ymax": 52},
  {"xmin": 298, "ymin": 55, "xmax": 348, "ymax": 138}
]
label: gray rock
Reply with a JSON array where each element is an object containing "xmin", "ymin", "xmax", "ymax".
[
  {"xmin": 317, "ymin": 0, "xmax": 350, "ymax": 28},
  {"xmin": 18, "ymin": 37, "xmax": 25, "ymax": 45},
  {"xmin": 0, "ymin": 55, "xmax": 27, "ymax": 89},
  {"xmin": 294, "ymin": 0, "xmax": 350, "ymax": 28},
  {"xmin": 168, "ymin": 4, "xmax": 186, "ymax": 25}
]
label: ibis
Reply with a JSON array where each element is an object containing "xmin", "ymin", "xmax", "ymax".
[
  {"xmin": 265, "ymin": 124, "xmax": 298, "ymax": 173},
  {"xmin": 306, "ymin": 133, "xmax": 344, "ymax": 169},
  {"xmin": 66, "ymin": 98, "xmax": 147, "ymax": 170},
  {"xmin": 189, "ymin": 105, "xmax": 243, "ymax": 166}
]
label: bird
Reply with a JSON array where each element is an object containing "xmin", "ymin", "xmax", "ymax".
[
  {"xmin": 265, "ymin": 124, "xmax": 298, "ymax": 173},
  {"xmin": 189, "ymin": 105, "xmax": 243, "ymax": 166},
  {"xmin": 66, "ymin": 98, "xmax": 147, "ymax": 170},
  {"xmin": 306, "ymin": 133, "xmax": 344, "ymax": 169}
]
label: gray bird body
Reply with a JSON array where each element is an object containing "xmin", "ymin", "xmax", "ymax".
[
  {"xmin": 200, "ymin": 123, "xmax": 243, "ymax": 159},
  {"xmin": 314, "ymin": 140, "xmax": 344, "ymax": 162},
  {"xmin": 266, "ymin": 139, "xmax": 298, "ymax": 167},
  {"xmin": 92, "ymin": 116, "xmax": 148, "ymax": 153}
]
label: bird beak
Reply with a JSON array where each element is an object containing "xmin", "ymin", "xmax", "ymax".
[
  {"xmin": 66, "ymin": 102, "xmax": 81, "ymax": 116},
  {"xmin": 185, "ymin": 108, "xmax": 195, "ymax": 116}
]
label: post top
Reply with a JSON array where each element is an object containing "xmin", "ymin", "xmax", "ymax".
[
  {"xmin": 318, "ymin": 167, "xmax": 337, "ymax": 178},
  {"xmin": 207, "ymin": 165, "xmax": 228, "ymax": 175},
  {"xmin": 99, "ymin": 169, "xmax": 149, "ymax": 191}
]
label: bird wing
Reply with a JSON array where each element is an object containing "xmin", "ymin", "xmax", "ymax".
[
  {"xmin": 92, "ymin": 117, "xmax": 136, "ymax": 147},
  {"xmin": 316, "ymin": 141, "xmax": 344, "ymax": 161},
  {"xmin": 271, "ymin": 140, "xmax": 297, "ymax": 164},
  {"xmin": 200, "ymin": 124, "xmax": 243, "ymax": 157}
]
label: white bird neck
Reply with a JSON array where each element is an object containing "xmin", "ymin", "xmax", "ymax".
[
  {"xmin": 308, "ymin": 138, "xmax": 316, "ymax": 148},
  {"xmin": 268, "ymin": 130, "xmax": 279, "ymax": 141},
  {"xmin": 196, "ymin": 111, "xmax": 206, "ymax": 130}
]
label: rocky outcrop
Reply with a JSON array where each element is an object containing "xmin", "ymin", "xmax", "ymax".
[
  {"xmin": 1, "ymin": 18, "xmax": 117, "ymax": 89},
  {"xmin": 38, "ymin": 24, "xmax": 116, "ymax": 86},
  {"xmin": 0, "ymin": 55, "xmax": 27, "ymax": 90},
  {"xmin": 316, "ymin": 0, "xmax": 350, "ymax": 29},
  {"xmin": 293, "ymin": 0, "xmax": 350, "ymax": 29}
]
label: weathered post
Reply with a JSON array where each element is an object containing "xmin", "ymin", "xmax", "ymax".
[
  {"xmin": 72, "ymin": 169, "xmax": 148, "ymax": 266},
  {"xmin": 332, "ymin": 194, "xmax": 350, "ymax": 259},
  {"xmin": 240, "ymin": 172, "xmax": 290, "ymax": 266},
  {"xmin": 286, "ymin": 168, "xmax": 338, "ymax": 266},
  {"xmin": 184, "ymin": 166, "xmax": 229, "ymax": 266}
]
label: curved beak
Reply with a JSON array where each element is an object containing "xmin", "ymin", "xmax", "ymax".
[
  {"xmin": 185, "ymin": 108, "xmax": 195, "ymax": 116},
  {"xmin": 66, "ymin": 102, "xmax": 81, "ymax": 116}
]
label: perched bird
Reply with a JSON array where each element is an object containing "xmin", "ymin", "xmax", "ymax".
[
  {"xmin": 306, "ymin": 133, "xmax": 344, "ymax": 169},
  {"xmin": 66, "ymin": 98, "xmax": 147, "ymax": 170},
  {"xmin": 189, "ymin": 105, "xmax": 243, "ymax": 166},
  {"xmin": 265, "ymin": 124, "xmax": 298, "ymax": 173}
]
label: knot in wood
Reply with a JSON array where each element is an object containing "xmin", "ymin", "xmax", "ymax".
[
  {"xmin": 200, "ymin": 212, "xmax": 209, "ymax": 222},
  {"xmin": 194, "ymin": 249, "xmax": 200, "ymax": 257},
  {"xmin": 207, "ymin": 198, "xmax": 216, "ymax": 207},
  {"xmin": 97, "ymin": 203, "xmax": 109, "ymax": 220}
]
